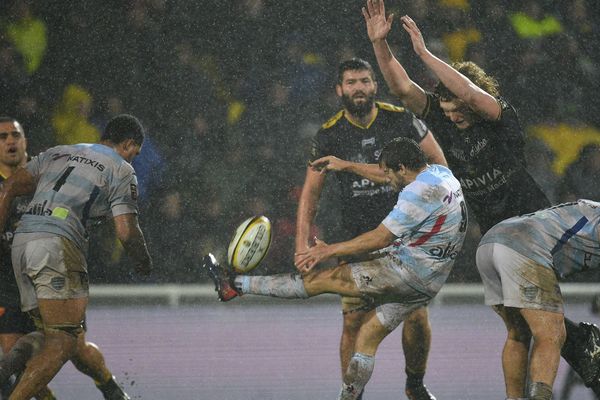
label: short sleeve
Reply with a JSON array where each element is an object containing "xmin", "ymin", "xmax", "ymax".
[
  {"xmin": 109, "ymin": 166, "xmax": 139, "ymax": 217},
  {"xmin": 25, "ymin": 148, "xmax": 54, "ymax": 179},
  {"xmin": 308, "ymin": 129, "xmax": 329, "ymax": 163},
  {"xmin": 410, "ymin": 113, "xmax": 429, "ymax": 142}
]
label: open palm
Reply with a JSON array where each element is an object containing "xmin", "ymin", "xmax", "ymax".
[{"xmin": 362, "ymin": 0, "xmax": 394, "ymax": 42}]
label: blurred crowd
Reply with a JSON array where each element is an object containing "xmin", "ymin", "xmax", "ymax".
[{"xmin": 1, "ymin": 0, "xmax": 600, "ymax": 283}]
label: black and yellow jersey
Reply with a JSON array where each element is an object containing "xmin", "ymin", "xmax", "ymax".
[
  {"xmin": 420, "ymin": 92, "xmax": 550, "ymax": 233},
  {"xmin": 309, "ymin": 102, "xmax": 429, "ymax": 240},
  {"xmin": 0, "ymin": 174, "xmax": 31, "ymax": 307}
]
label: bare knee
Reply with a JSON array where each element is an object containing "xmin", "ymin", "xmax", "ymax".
[
  {"xmin": 343, "ymin": 311, "xmax": 365, "ymax": 335},
  {"xmin": 494, "ymin": 306, "xmax": 531, "ymax": 344},
  {"xmin": 403, "ymin": 307, "xmax": 430, "ymax": 329},
  {"xmin": 532, "ymin": 321, "xmax": 566, "ymax": 349},
  {"xmin": 42, "ymin": 330, "xmax": 78, "ymax": 362}
]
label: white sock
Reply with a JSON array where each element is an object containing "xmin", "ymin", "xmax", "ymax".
[
  {"xmin": 338, "ymin": 353, "xmax": 375, "ymax": 400},
  {"xmin": 235, "ymin": 274, "xmax": 309, "ymax": 298}
]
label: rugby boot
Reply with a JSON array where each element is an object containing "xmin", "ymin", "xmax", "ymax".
[
  {"xmin": 202, "ymin": 253, "xmax": 240, "ymax": 302},
  {"xmin": 405, "ymin": 383, "xmax": 436, "ymax": 400},
  {"xmin": 97, "ymin": 376, "xmax": 131, "ymax": 400}
]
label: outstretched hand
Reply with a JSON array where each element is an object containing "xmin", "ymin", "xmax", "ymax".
[
  {"xmin": 310, "ymin": 156, "xmax": 348, "ymax": 174},
  {"xmin": 294, "ymin": 238, "xmax": 332, "ymax": 273},
  {"xmin": 362, "ymin": 0, "xmax": 394, "ymax": 43},
  {"xmin": 400, "ymin": 15, "xmax": 429, "ymax": 57}
]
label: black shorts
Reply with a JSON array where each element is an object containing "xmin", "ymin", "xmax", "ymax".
[{"xmin": 0, "ymin": 305, "xmax": 36, "ymax": 334}]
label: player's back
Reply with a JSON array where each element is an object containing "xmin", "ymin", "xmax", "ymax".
[
  {"xmin": 17, "ymin": 143, "xmax": 138, "ymax": 252},
  {"xmin": 481, "ymin": 199, "xmax": 600, "ymax": 277}
]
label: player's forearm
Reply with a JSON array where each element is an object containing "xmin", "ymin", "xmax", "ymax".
[
  {"xmin": 295, "ymin": 196, "xmax": 318, "ymax": 251},
  {"xmin": 329, "ymin": 225, "xmax": 394, "ymax": 258},
  {"xmin": 419, "ymin": 51, "xmax": 478, "ymax": 103},
  {"xmin": 372, "ymin": 39, "xmax": 412, "ymax": 97},
  {"xmin": 344, "ymin": 163, "xmax": 388, "ymax": 185},
  {"xmin": 121, "ymin": 227, "xmax": 151, "ymax": 265},
  {"xmin": 0, "ymin": 191, "xmax": 13, "ymax": 233},
  {"xmin": 373, "ymin": 40, "xmax": 428, "ymax": 114}
]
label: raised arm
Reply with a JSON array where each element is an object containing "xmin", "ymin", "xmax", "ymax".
[
  {"xmin": 310, "ymin": 156, "xmax": 388, "ymax": 184},
  {"xmin": 419, "ymin": 131, "xmax": 447, "ymax": 166},
  {"xmin": 401, "ymin": 15, "xmax": 501, "ymax": 120},
  {"xmin": 113, "ymin": 213, "xmax": 153, "ymax": 275},
  {"xmin": 363, "ymin": 0, "xmax": 428, "ymax": 115},
  {"xmin": 0, "ymin": 168, "xmax": 36, "ymax": 232}
]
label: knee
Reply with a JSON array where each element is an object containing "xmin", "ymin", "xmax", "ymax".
[
  {"xmin": 343, "ymin": 312, "xmax": 365, "ymax": 334},
  {"xmin": 507, "ymin": 325, "xmax": 532, "ymax": 345},
  {"xmin": 20, "ymin": 331, "xmax": 45, "ymax": 349},
  {"xmin": 532, "ymin": 322, "xmax": 566, "ymax": 349},
  {"xmin": 404, "ymin": 307, "xmax": 430, "ymax": 328}
]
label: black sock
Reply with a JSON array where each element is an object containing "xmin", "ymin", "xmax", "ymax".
[
  {"xmin": 564, "ymin": 318, "xmax": 584, "ymax": 342},
  {"xmin": 96, "ymin": 376, "xmax": 119, "ymax": 395},
  {"xmin": 406, "ymin": 369, "xmax": 425, "ymax": 387}
]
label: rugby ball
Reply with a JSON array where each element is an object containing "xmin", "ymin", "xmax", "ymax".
[{"xmin": 227, "ymin": 216, "xmax": 272, "ymax": 273}]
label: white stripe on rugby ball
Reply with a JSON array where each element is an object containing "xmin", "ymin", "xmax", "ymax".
[{"xmin": 227, "ymin": 216, "xmax": 272, "ymax": 273}]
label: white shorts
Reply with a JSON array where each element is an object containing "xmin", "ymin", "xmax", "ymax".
[
  {"xmin": 349, "ymin": 254, "xmax": 432, "ymax": 331},
  {"xmin": 476, "ymin": 243, "xmax": 563, "ymax": 313},
  {"xmin": 11, "ymin": 233, "xmax": 89, "ymax": 312}
]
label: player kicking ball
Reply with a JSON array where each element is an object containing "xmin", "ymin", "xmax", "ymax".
[
  {"xmin": 476, "ymin": 200, "xmax": 600, "ymax": 399},
  {"xmin": 204, "ymin": 137, "xmax": 467, "ymax": 400}
]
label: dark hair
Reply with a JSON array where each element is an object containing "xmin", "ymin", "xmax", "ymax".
[
  {"xmin": 101, "ymin": 114, "xmax": 145, "ymax": 145},
  {"xmin": 0, "ymin": 116, "xmax": 18, "ymax": 124},
  {"xmin": 434, "ymin": 61, "xmax": 500, "ymax": 101},
  {"xmin": 379, "ymin": 137, "xmax": 427, "ymax": 171},
  {"xmin": 337, "ymin": 58, "xmax": 375, "ymax": 84},
  {"xmin": 0, "ymin": 116, "xmax": 24, "ymax": 133}
]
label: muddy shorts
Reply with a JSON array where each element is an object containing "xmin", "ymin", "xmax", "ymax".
[
  {"xmin": 476, "ymin": 243, "xmax": 563, "ymax": 313},
  {"xmin": 11, "ymin": 234, "xmax": 89, "ymax": 312},
  {"xmin": 342, "ymin": 253, "xmax": 433, "ymax": 331}
]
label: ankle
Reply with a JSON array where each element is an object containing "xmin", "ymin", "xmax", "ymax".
[
  {"xmin": 405, "ymin": 368, "xmax": 425, "ymax": 387},
  {"xmin": 528, "ymin": 381, "xmax": 552, "ymax": 400}
]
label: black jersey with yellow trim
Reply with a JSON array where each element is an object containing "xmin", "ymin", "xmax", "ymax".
[
  {"xmin": 0, "ymin": 174, "xmax": 32, "ymax": 306},
  {"xmin": 420, "ymin": 92, "xmax": 549, "ymax": 233},
  {"xmin": 310, "ymin": 101, "xmax": 429, "ymax": 240}
]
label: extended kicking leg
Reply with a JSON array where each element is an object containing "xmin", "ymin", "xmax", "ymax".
[{"xmin": 203, "ymin": 253, "xmax": 361, "ymax": 300}]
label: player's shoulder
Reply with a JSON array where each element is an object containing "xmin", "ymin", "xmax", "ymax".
[
  {"xmin": 320, "ymin": 110, "xmax": 345, "ymax": 130},
  {"xmin": 376, "ymin": 101, "xmax": 406, "ymax": 113}
]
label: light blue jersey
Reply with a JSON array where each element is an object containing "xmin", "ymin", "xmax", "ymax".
[
  {"xmin": 17, "ymin": 143, "xmax": 139, "ymax": 252},
  {"xmin": 480, "ymin": 199, "xmax": 600, "ymax": 278},
  {"xmin": 382, "ymin": 164, "xmax": 467, "ymax": 296}
]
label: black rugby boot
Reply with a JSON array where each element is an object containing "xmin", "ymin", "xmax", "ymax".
[
  {"xmin": 202, "ymin": 253, "xmax": 240, "ymax": 302},
  {"xmin": 405, "ymin": 383, "xmax": 436, "ymax": 400}
]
